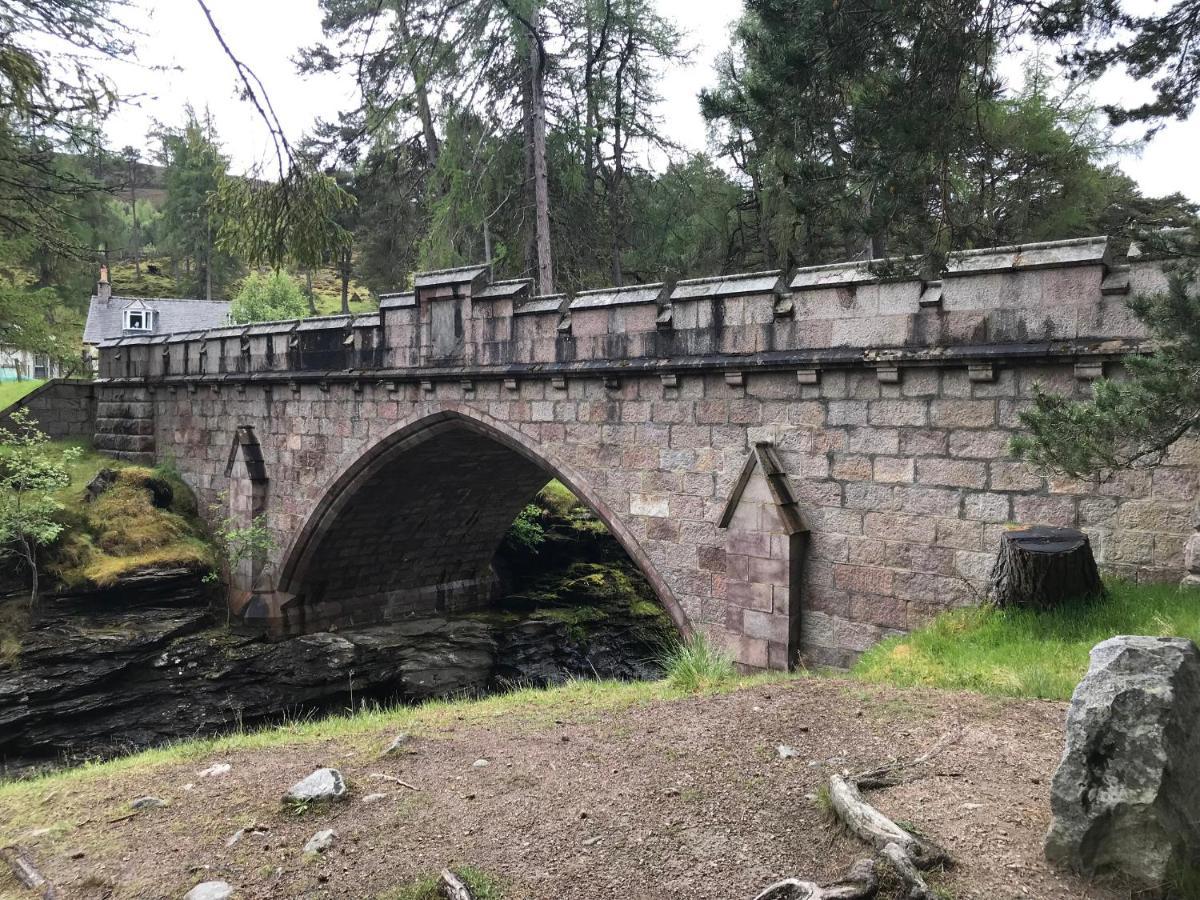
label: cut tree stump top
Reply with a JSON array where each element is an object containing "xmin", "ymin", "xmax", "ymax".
[{"xmin": 999, "ymin": 526, "xmax": 1089, "ymax": 555}]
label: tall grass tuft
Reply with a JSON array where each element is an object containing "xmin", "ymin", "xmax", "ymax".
[{"xmin": 660, "ymin": 632, "xmax": 737, "ymax": 693}]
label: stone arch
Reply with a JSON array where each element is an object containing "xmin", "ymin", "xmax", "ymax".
[{"xmin": 275, "ymin": 404, "xmax": 688, "ymax": 636}]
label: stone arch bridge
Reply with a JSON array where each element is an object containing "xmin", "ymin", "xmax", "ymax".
[{"xmin": 71, "ymin": 237, "xmax": 1199, "ymax": 669}]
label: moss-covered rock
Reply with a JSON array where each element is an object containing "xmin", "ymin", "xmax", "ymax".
[{"xmin": 48, "ymin": 454, "xmax": 214, "ymax": 589}]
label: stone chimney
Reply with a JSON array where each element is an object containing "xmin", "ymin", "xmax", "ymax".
[{"xmin": 97, "ymin": 265, "xmax": 112, "ymax": 304}]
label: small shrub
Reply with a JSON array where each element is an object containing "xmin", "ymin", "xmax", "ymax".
[
  {"xmin": 204, "ymin": 491, "xmax": 276, "ymax": 585},
  {"xmin": 659, "ymin": 632, "xmax": 737, "ymax": 693},
  {"xmin": 502, "ymin": 503, "xmax": 545, "ymax": 556},
  {"xmin": 0, "ymin": 409, "xmax": 80, "ymax": 602},
  {"xmin": 230, "ymin": 270, "xmax": 308, "ymax": 324}
]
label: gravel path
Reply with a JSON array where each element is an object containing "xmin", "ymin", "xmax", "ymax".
[{"xmin": 0, "ymin": 678, "xmax": 1120, "ymax": 899}]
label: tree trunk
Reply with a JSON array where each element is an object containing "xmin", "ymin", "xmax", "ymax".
[
  {"xmin": 987, "ymin": 526, "xmax": 1104, "ymax": 610},
  {"xmin": 129, "ymin": 161, "xmax": 141, "ymax": 278},
  {"xmin": 340, "ymin": 250, "xmax": 351, "ymax": 315},
  {"xmin": 204, "ymin": 220, "xmax": 213, "ymax": 301},
  {"xmin": 528, "ymin": 7, "xmax": 554, "ymax": 296},
  {"xmin": 305, "ymin": 270, "xmax": 317, "ymax": 315},
  {"xmin": 399, "ymin": 17, "xmax": 440, "ymax": 168},
  {"xmin": 520, "ymin": 42, "xmax": 537, "ymax": 282}
]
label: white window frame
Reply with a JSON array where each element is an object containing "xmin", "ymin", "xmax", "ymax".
[{"xmin": 124, "ymin": 308, "xmax": 153, "ymax": 332}]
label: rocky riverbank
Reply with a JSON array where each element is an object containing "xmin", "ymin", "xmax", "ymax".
[
  {"xmin": 0, "ymin": 472, "xmax": 676, "ymax": 775},
  {"xmin": 0, "ymin": 560, "xmax": 673, "ymax": 776}
]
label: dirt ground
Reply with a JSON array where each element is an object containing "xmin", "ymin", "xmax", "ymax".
[{"xmin": 0, "ymin": 677, "xmax": 1124, "ymax": 900}]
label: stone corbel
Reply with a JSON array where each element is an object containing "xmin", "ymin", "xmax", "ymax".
[{"xmin": 968, "ymin": 362, "xmax": 996, "ymax": 382}]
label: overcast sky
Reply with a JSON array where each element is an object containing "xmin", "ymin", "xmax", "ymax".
[{"xmin": 102, "ymin": 0, "xmax": 1200, "ymax": 202}]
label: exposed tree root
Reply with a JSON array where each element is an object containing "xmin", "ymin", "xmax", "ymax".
[
  {"xmin": 1, "ymin": 845, "xmax": 58, "ymax": 899},
  {"xmin": 828, "ymin": 775, "xmax": 950, "ymax": 870},
  {"xmin": 753, "ymin": 858, "xmax": 879, "ymax": 899},
  {"xmin": 438, "ymin": 868, "xmax": 474, "ymax": 900},
  {"xmin": 752, "ymin": 737, "xmax": 956, "ymax": 899}
]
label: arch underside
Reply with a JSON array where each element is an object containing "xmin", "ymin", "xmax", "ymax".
[{"xmin": 279, "ymin": 413, "xmax": 684, "ymax": 636}]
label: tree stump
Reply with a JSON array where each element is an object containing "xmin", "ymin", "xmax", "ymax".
[{"xmin": 988, "ymin": 526, "xmax": 1103, "ymax": 610}]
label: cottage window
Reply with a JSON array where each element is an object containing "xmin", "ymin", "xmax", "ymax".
[{"xmin": 124, "ymin": 309, "xmax": 153, "ymax": 332}]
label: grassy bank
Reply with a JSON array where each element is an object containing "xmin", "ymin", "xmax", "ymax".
[
  {"xmin": 0, "ymin": 663, "xmax": 781, "ymax": 818},
  {"xmin": 0, "ymin": 379, "xmax": 44, "ymax": 410},
  {"xmin": 853, "ymin": 580, "xmax": 1200, "ymax": 700}
]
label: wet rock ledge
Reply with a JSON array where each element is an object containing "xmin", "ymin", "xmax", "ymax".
[{"xmin": 0, "ymin": 561, "xmax": 672, "ymax": 776}]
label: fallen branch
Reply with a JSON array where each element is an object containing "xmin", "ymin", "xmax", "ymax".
[
  {"xmin": 852, "ymin": 730, "xmax": 960, "ymax": 789},
  {"xmin": 752, "ymin": 858, "xmax": 877, "ymax": 899},
  {"xmin": 1, "ymin": 845, "xmax": 58, "ymax": 899},
  {"xmin": 439, "ymin": 868, "xmax": 474, "ymax": 900},
  {"xmin": 368, "ymin": 773, "xmax": 419, "ymax": 791}
]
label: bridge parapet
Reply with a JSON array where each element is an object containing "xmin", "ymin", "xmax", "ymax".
[{"xmin": 96, "ymin": 236, "xmax": 1164, "ymax": 385}]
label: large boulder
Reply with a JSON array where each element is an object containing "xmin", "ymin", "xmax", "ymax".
[{"xmin": 1045, "ymin": 635, "xmax": 1200, "ymax": 892}]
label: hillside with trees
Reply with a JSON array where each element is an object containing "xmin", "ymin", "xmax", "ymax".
[{"xmin": 1, "ymin": 0, "xmax": 1198, "ymax": 367}]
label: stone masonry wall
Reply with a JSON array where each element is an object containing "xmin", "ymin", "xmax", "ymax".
[
  {"xmin": 100, "ymin": 356, "xmax": 1198, "ymax": 669},
  {"xmin": 0, "ymin": 380, "xmax": 95, "ymax": 441}
]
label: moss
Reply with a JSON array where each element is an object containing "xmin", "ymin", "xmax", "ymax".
[
  {"xmin": 535, "ymin": 479, "xmax": 580, "ymax": 519},
  {"xmin": 43, "ymin": 449, "xmax": 215, "ymax": 589}
]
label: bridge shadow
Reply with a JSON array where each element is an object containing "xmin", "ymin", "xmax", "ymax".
[{"xmin": 274, "ymin": 410, "xmax": 687, "ymax": 640}]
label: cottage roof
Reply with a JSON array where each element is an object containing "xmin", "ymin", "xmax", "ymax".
[{"xmin": 83, "ymin": 294, "xmax": 231, "ymax": 344}]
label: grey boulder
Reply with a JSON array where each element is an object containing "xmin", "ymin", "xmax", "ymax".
[
  {"xmin": 183, "ymin": 882, "xmax": 233, "ymax": 900},
  {"xmin": 1045, "ymin": 635, "xmax": 1200, "ymax": 892},
  {"xmin": 303, "ymin": 829, "xmax": 336, "ymax": 854},
  {"xmin": 284, "ymin": 767, "xmax": 346, "ymax": 804}
]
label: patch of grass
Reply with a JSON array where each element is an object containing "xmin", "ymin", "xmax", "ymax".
[
  {"xmin": 0, "ymin": 379, "xmax": 44, "ymax": 410},
  {"xmin": 659, "ymin": 632, "xmax": 738, "ymax": 693},
  {"xmin": 853, "ymin": 580, "xmax": 1200, "ymax": 700},
  {"xmin": 813, "ymin": 783, "xmax": 835, "ymax": 821},
  {"xmin": 379, "ymin": 866, "xmax": 505, "ymax": 900}
]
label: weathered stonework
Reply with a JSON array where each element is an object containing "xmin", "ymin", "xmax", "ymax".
[
  {"xmin": 0, "ymin": 379, "xmax": 95, "ymax": 441},
  {"xmin": 87, "ymin": 237, "xmax": 1199, "ymax": 669}
]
